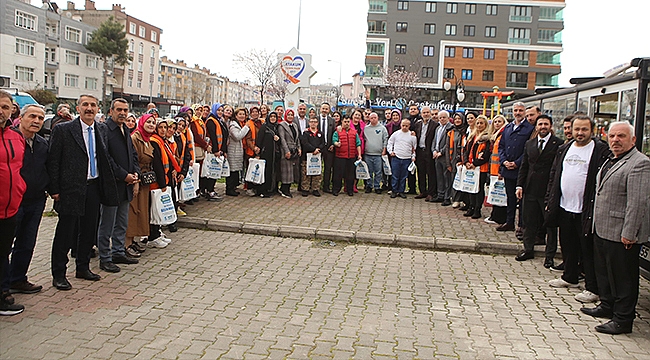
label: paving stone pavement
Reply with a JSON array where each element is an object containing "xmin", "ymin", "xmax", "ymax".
[{"xmin": 1, "ymin": 216, "xmax": 650, "ymax": 359}]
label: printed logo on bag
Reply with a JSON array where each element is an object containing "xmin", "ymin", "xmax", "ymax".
[{"xmin": 160, "ymin": 194, "xmax": 172, "ymax": 204}]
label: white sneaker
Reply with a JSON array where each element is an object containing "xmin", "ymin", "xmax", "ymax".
[
  {"xmin": 575, "ymin": 290, "xmax": 599, "ymax": 303},
  {"xmin": 549, "ymin": 278, "xmax": 579, "ymax": 288},
  {"xmin": 246, "ymin": 189, "xmax": 256, "ymax": 196},
  {"xmin": 160, "ymin": 236, "xmax": 172, "ymax": 244},
  {"xmin": 484, "ymin": 217, "xmax": 497, "ymax": 224},
  {"xmin": 147, "ymin": 237, "xmax": 168, "ymax": 248},
  {"xmin": 452, "ymin": 201, "xmax": 460, "ymax": 208}
]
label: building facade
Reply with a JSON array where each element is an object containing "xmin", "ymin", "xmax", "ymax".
[
  {"xmin": 364, "ymin": 0, "xmax": 564, "ymax": 108},
  {"xmin": 159, "ymin": 56, "xmax": 226, "ymax": 108},
  {"xmin": 0, "ymin": 0, "xmax": 103, "ymax": 101}
]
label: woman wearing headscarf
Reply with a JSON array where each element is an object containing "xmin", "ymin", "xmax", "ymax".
[
  {"xmin": 243, "ymin": 106, "xmax": 264, "ymax": 196},
  {"xmin": 202, "ymin": 103, "xmax": 229, "ymax": 200},
  {"xmin": 349, "ymin": 109, "xmax": 366, "ymax": 193},
  {"xmin": 385, "ymin": 109, "xmax": 402, "ymax": 136},
  {"xmin": 255, "ymin": 112, "xmax": 281, "ymax": 197},
  {"xmin": 187, "ymin": 105, "xmax": 210, "ymax": 198},
  {"xmin": 448, "ymin": 112, "xmax": 468, "ymax": 208},
  {"xmin": 277, "ymin": 109, "xmax": 302, "ymax": 198},
  {"xmin": 226, "ymin": 107, "xmax": 250, "ymax": 196},
  {"xmin": 125, "ymin": 113, "xmax": 137, "ymax": 133},
  {"xmin": 125, "ymin": 114, "xmax": 156, "ymax": 257}
]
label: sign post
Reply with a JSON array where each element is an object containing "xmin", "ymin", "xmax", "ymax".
[{"xmin": 279, "ymin": 47, "xmax": 316, "ymax": 111}]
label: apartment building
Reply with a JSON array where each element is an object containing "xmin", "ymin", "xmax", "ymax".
[
  {"xmin": 159, "ymin": 56, "xmax": 225, "ymax": 108},
  {"xmin": 68, "ymin": 0, "xmax": 162, "ymax": 110},
  {"xmin": 0, "ymin": 0, "xmax": 103, "ymax": 101},
  {"xmin": 364, "ymin": 0, "xmax": 564, "ymax": 107}
]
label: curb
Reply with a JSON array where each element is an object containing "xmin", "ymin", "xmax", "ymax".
[{"xmin": 176, "ymin": 216, "xmax": 547, "ymax": 257}]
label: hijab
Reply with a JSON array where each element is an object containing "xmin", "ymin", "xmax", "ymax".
[
  {"xmin": 135, "ymin": 114, "xmax": 155, "ymax": 142},
  {"xmin": 284, "ymin": 109, "xmax": 295, "ymax": 123},
  {"xmin": 391, "ymin": 109, "xmax": 402, "ymax": 122},
  {"xmin": 453, "ymin": 112, "xmax": 468, "ymax": 134},
  {"xmin": 211, "ymin": 103, "xmax": 222, "ymax": 119}
]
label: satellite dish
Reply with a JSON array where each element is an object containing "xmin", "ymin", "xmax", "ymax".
[
  {"xmin": 57, "ymin": 8, "xmax": 62, "ymax": 14},
  {"xmin": 65, "ymin": 12, "xmax": 72, "ymax": 18}
]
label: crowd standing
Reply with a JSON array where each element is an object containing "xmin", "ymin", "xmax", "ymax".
[{"xmin": 0, "ymin": 90, "xmax": 649, "ymax": 336}]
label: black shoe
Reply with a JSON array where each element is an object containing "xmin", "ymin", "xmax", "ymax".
[
  {"xmin": 280, "ymin": 190, "xmax": 293, "ymax": 198},
  {"xmin": 168, "ymin": 224, "xmax": 178, "ymax": 233},
  {"xmin": 0, "ymin": 298, "xmax": 24, "ymax": 316},
  {"xmin": 398, "ymin": 193, "xmax": 407, "ymax": 199},
  {"xmin": 550, "ymin": 262, "xmax": 564, "ymax": 272},
  {"xmin": 496, "ymin": 223, "xmax": 515, "ymax": 231},
  {"xmin": 225, "ymin": 191, "xmax": 239, "ymax": 196},
  {"xmin": 112, "ymin": 254, "xmax": 139, "ymax": 264},
  {"xmin": 1, "ymin": 291, "xmax": 14, "ymax": 305},
  {"xmin": 595, "ymin": 320, "xmax": 632, "ymax": 335},
  {"xmin": 301, "ymin": 190, "xmax": 309, "ymax": 197},
  {"xmin": 414, "ymin": 194, "xmax": 427, "ymax": 199},
  {"xmin": 323, "ymin": 188, "xmax": 331, "ymax": 193},
  {"xmin": 463, "ymin": 208, "xmax": 474, "ymax": 217},
  {"xmin": 52, "ymin": 277, "xmax": 72, "ymax": 290},
  {"xmin": 544, "ymin": 258, "xmax": 555, "ymax": 269},
  {"xmin": 365, "ymin": 187, "xmax": 373, "ymax": 194},
  {"xmin": 390, "ymin": 193, "xmax": 397, "ymax": 198},
  {"xmin": 441, "ymin": 199, "xmax": 452, "ymax": 206},
  {"xmin": 312, "ymin": 190, "xmax": 321, "ymax": 197},
  {"xmin": 375, "ymin": 189, "xmax": 382, "ymax": 194},
  {"xmin": 9, "ymin": 280, "xmax": 43, "ymax": 294},
  {"xmin": 347, "ymin": 192, "xmax": 353, "ymax": 196},
  {"xmin": 99, "ymin": 261, "xmax": 121, "ymax": 273},
  {"xmin": 132, "ymin": 242, "xmax": 146, "ymax": 253},
  {"xmin": 581, "ymin": 306, "xmax": 613, "ymax": 319},
  {"xmin": 459, "ymin": 204, "xmax": 469, "ymax": 211},
  {"xmin": 332, "ymin": 191, "xmax": 339, "ymax": 196},
  {"xmin": 407, "ymin": 190, "xmax": 417, "ymax": 195},
  {"xmin": 471, "ymin": 213, "xmax": 482, "ymax": 219},
  {"xmin": 515, "ymin": 250, "xmax": 534, "ymax": 261},
  {"xmin": 433, "ymin": 197, "xmax": 444, "ymax": 203},
  {"xmin": 75, "ymin": 269, "xmax": 101, "ymax": 281}
]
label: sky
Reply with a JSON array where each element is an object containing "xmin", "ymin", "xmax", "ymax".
[{"xmin": 58, "ymin": 0, "xmax": 648, "ymax": 88}]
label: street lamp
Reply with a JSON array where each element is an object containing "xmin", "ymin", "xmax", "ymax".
[
  {"xmin": 443, "ymin": 75, "xmax": 465, "ymax": 109},
  {"xmin": 328, "ymin": 59, "xmax": 342, "ymax": 107}
]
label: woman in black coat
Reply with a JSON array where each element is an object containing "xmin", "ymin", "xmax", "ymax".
[
  {"xmin": 299, "ymin": 118, "xmax": 326, "ymax": 196},
  {"xmin": 254, "ymin": 112, "xmax": 280, "ymax": 197}
]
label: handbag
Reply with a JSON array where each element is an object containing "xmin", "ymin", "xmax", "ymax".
[{"xmin": 140, "ymin": 171, "xmax": 156, "ymax": 185}]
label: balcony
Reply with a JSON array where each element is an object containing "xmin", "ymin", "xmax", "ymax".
[
  {"xmin": 506, "ymin": 81, "xmax": 528, "ymax": 88},
  {"xmin": 508, "ymin": 38, "xmax": 531, "ymax": 45},
  {"xmin": 539, "ymin": 30, "xmax": 562, "ymax": 44},
  {"xmin": 368, "ymin": 0, "xmax": 387, "ymax": 13},
  {"xmin": 509, "ymin": 15, "xmax": 532, "ymax": 22},
  {"xmin": 44, "ymin": 86, "xmax": 58, "ymax": 95},
  {"xmin": 45, "ymin": 60, "xmax": 59, "ymax": 69},
  {"xmin": 507, "ymin": 59, "xmax": 529, "ymax": 66},
  {"xmin": 539, "ymin": 8, "xmax": 563, "ymax": 21}
]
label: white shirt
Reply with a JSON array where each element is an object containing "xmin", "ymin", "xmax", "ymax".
[
  {"xmin": 387, "ymin": 130, "xmax": 417, "ymax": 160},
  {"xmin": 298, "ymin": 117, "xmax": 307, "ymax": 134},
  {"xmin": 320, "ymin": 117, "xmax": 329, "ymax": 142},
  {"xmin": 560, "ymin": 140, "xmax": 595, "ymax": 213},
  {"xmin": 80, "ymin": 121, "xmax": 99, "ymax": 180},
  {"xmin": 537, "ymin": 133, "xmax": 551, "ymax": 151}
]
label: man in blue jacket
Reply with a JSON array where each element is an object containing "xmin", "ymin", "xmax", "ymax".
[{"xmin": 497, "ymin": 102, "xmax": 534, "ymax": 231}]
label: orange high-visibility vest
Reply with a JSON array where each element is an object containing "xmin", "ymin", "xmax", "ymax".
[
  {"xmin": 150, "ymin": 135, "xmax": 181, "ymax": 189},
  {"xmin": 490, "ymin": 131, "xmax": 503, "ymax": 176},
  {"xmin": 469, "ymin": 141, "xmax": 490, "ymax": 173}
]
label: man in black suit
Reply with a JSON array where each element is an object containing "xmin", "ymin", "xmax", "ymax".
[
  {"xmin": 514, "ymin": 115, "xmax": 561, "ymax": 261},
  {"xmin": 48, "ymin": 94, "xmax": 119, "ymax": 290},
  {"xmin": 96, "ymin": 99, "xmax": 140, "ymax": 274},
  {"xmin": 319, "ymin": 102, "xmax": 336, "ymax": 193},
  {"xmin": 413, "ymin": 106, "xmax": 438, "ymax": 201},
  {"xmin": 406, "ymin": 104, "xmax": 421, "ymax": 194}
]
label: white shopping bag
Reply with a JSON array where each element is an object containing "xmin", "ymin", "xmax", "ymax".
[
  {"xmin": 355, "ymin": 160, "xmax": 370, "ymax": 180},
  {"xmin": 487, "ymin": 175, "xmax": 507, "ymax": 206},
  {"xmin": 180, "ymin": 174, "xmax": 197, "ymax": 202},
  {"xmin": 150, "ymin": 188, "xmax": 178, "ymax": 225},
  {"xmin": 452, "ymin": 165, "xmax": 463, "ymax": 191},
  {"xmin": 201, "ymin": 153, "xmax": 222, "ymax": 179},
  {"xmin": 245, "ymin": 158, "xmax": 266, "ymax": 184},
  {"xmin": 306, "ymin": 153, "xmax": 322, "ymax": 175},
  {"xmin": 221, "ymin": 157, "xmax": 230, "ymax": 177},
  {"xmin": 407, "ymin": 161, "xmax": 417, "ymax": 175},
  {"xmin": 461, "ymin": 167, "xmax": 480, "ymax": 194},
  {"xmin": 381, "ymin": 154, "xmax": 392, "ymax": 175},
  {"xmin": 190, "ymin": 163, "xmax": 200, "ymax": 188}
]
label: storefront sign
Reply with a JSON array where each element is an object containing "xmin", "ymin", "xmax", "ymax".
[{"xmin": 338, "ymin": 95, "xmax": 459, "ymax": 110}]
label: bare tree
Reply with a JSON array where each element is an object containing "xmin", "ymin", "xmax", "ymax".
[
  {"xmin": 380, "ymin": 67, "xmax": 420, "ymax": 103},
  {"xmin": 233, "ymin": 49, "xmax": 279, "ymax": 105},
  {"xmin": 265, "ymin": 71, "xmax": 288, "ymax": 102}
]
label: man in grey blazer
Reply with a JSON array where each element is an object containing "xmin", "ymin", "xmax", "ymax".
[{"xmin": 581, "ymin": 121, "xmax": 650, "ymax": 335}]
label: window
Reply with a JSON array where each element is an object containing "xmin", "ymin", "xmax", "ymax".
[
  {"xmin": 128, "ymin": 77, "xmax": 133, "ymax": 87},
  {"xmin": 421, "ymin": 67, "xmax": 434, "ymax": 78},
  {"xmin": 368, "ymin": 20, "xmax": 387, "ymax": 34},
  {"xmin": 65, "ymin": 26, "xmax": 82, "ymax": 43},
  {"xmin": 463, "ymin": 25, "xmax": 475, "ymax": 37},
  {"xmin": 461, "ymin": 69, "xmax": 473, "ymax": 80},
  {"xmin": 151, "ymin": 46, "xmax": 156, "ymax": 58},
  {"xmin": 366, "ymin": 43, "xmax": 385, "ymax": 55},
  {"xmin": 508, "ymin": 50, "xmax": 529, "ymax": 66},
  {"xmin": 443, "ymin": 68, "xmax": 454, "ymax": 79},
  {"xmin": 425, "ymin": 2, "xmax": 436, "ymax": 12},
  {"xmin": 85, "ymin": 77, "xmax": 98, "ymax": 90},
  {"xmin": 65, "ymin": 50, "xmax": 80, "ymax": 65},
  {"xmin": 45, "ymin": 47, "xmax": 56, "ymax": 62},
  {"xmin": 506, "ymin": 72, "xmax": 528, "ymax": 88},
  {"xmin": 462, "ymin": 48, "xmax": 474, "ymax": 58},
  {"xmin": 64, "ymin": 74, "xmax": 79, "ymax": 87},
  {"xmin": 445, "ymin": 24, "xmax": 457, "ymax": 36},
  {"xmin": 45, "ymin": 72, "xmax": 55, "ymax": 87},
  {"xmin": 444, "ymin": 46, "xmax": 455, "ymax": 58},
  {"xmin": 540, "ymin": 7, "xmax": 563, "ymax": 21},
  {"xmin": 139, "ymin": 42, "xmax": 144, "ymax": 55},
  {"xmin": 486, "ymin": 4, "xmax": 498, "ymax": 15},
  {"xmin": 397, "ymin": 1, "xmax": 409, "ymax": 10},
  {"xmin": 137, "ymin": 80, "xmax": 142, "ymax": 88},
  {"xmin": 484, "ymin": 49, "xmax": 495, "ymax": 60},
  {"xmin": 46, "ymin": 22, "xmax": 58, "ymax": 37},
  {"xmin": 15, "ymin": 10, "xmax": 37, "ymax": 31},
  {"xmin": 508, "ymin": 28, "xmax": 531, "ymax": 44},
  {"xmin": 537, "ymin": 52, "xmax": 561, "ymax": 65},
  {"xmin": 485, "ymin": 26, "xmax": 497, "ymax": 38},
  {"xmin": 86, "ymin": 55, "xmax": 98, "ymax": 68},
  {"xmin": 15, "ymin": 39, "xmax": 35, "ymax": 56},
  {"xmin": 129, "ymin": 39, "xmax": 134, "ymax": 52},
  {"xmin": 129, "ymin": 61, "xmax": 133, "ymax": 70},
  {"xmin": 14, "ymin": 66, "xmax": 34, "ymax": 82},
  {"xmin": 366, "ymin": 64, "xmax": 382, "ymax": 77},
  {"xmin": 482, "ymin": 70, "xmax": 494, "ymax": 81},
  {"xmin": 369, "ymin": 0, "xmax": 388, "ymax": 13},
  {"xmin": 129, "ymin": 22, "xmax": 136, "ymax": 34},
  {"xmin": 138, "ymin": 62, "xmax": 143, "ymax": 71},
  {"xmin": 423, "ymin": 45, "xmax": 435, "ymax": 57},
  {"xmin": 424, "ymin": 23, "xmax": 435, "ymax": 34},
  {"xmin": 539, "ymin": 29, "xmax": 561, "ymax": 43},
  {"xmin": 446, "ymin": 3, "xmax": 458, "ymax": 14},
  {"xmin": 395, "ymin": 44, "xmax": 407, "ymax": 54},
  {"xmin": 139, "ymin": 26, "xmax": 146, "ymax": 38},
  {"xmin": 151, "ymin": 31, "xmax": 157, "ymax": 42},
  {"xmin": 396, "ymin": 22, "xmax": 408, "ymax": 32},
  {"xmin": 85, "ymin": 33, "xmax": 92, "ymax": 45},
  {"xmin": 510, "ymin": 6, "xmax": 532, "ymax": 22},
  {"xmin": 465, "ymin": 4, "xmax": 476, "ymax": 14},
  {"xmin": 394, "ymin": 65, "xmax": 405, "ymax": 71}
]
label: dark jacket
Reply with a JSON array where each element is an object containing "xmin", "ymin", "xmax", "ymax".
[
  {"xmin": 47, "ymin": 118, "xmax": 119, "ymax": 216},
  {"xmin": 498, "ymin": 120, "xmax": 534, "ymax": 179},
  {"xmin": 173, "ymin": 133, "xmax": 191, "ymax": 177},
  {"xmin": 516, "ymin": 134, "xmax": 562, "ymax": 199},
  {"xmin": 413, "ymin": 119, "xmax": 438, "ymax": 156},
  {"xmin": 300, "ymin": 128, "xmax": 326, "ymax": 161},
  {"xmin": 20, "ymin": 133, "xmax": 49, "ymax": 205},
  {"xmin": 545, "ymin": 137, "xmax": 611, "ymax": 236},
  {"xmin": 206, "ymin": 114, "xmax": 229, "ymax": 154},
  {"xmin": 105, "ymin": 117, "xmax": 141, "ymax": 202}
]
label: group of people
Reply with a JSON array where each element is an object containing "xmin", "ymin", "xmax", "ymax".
[{"xmin": 1, "ymin": 90, "xmax": 649, "ymax": 337}]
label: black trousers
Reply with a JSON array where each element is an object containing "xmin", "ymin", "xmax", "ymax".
[
  {"xmin": 407, "ymin": 172, "xmax": 417, "ymax": 193},
  {"xmin": 504, "ymin": 177, "xmax": 518, "ymax": 226},
  {"xmin": 226, "ymin": 170, "xmax": 241, "ymax": 192},
  {"xmin": 469, "ymin": 172, "xmax": 488, "ymax": 215},
  {"xmin": 51, "ymin": 180, "xmax": 100, "ymax": 278},
  {"xmin": 332, "ymin": 157, "xmax": 355, "ymax": 194},
  {"xmin": 558, "ymin": 209, "xmax": 598, "ymax": 294},
  {"xmin": 322, "ymin": 149, "xmax": 334, "ymax": 191},
  {"xmin": 522, "ymin": 196, "xmax": 545, "ymax": 252},
  {"xmin": 593, "ymin": 233, "xmax": 640, "ymax": 326},
  {"xmin": 415, "ymin": 148, "xmax": 436, "ymax": 197},
  {"xmin": 0, "ymin": 216, "xmax": 17, "ymax": 291}
]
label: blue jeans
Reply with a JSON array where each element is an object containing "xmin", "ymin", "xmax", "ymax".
[
  {"xmin": 391, "ymin": 157, "xmax": 411, "ymax": 194},
  {"xmin": 1, "ymin": 198, "xmax": 46, "ymax": 290},
  {"xmin": 97, "ymin": 200, "xmax": 129, "ymax": 262},
  {"xmin": 364, "ymin": 154, "xmax": 382, "ymax": 190}
]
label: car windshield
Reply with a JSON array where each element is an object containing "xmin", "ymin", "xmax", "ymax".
[{"xmin": 13, "ymin": 94, "xmax": 38, "ymax": 108}]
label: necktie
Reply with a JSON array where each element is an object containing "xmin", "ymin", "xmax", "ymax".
[
  {"xmin": 538, "ymin": 139, "xmax": 545, "ymax": 152},
  {"xmin": 88, "ymin": 126, "xmax": 97, "ymax": 177}
]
